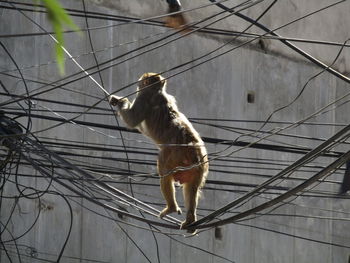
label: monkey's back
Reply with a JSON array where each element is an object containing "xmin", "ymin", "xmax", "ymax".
[
  {"xmin": 143, "ymin": 91, "xmax": 209, "ymax": 185},
  {"xmin": 143, "ymin": 91, "xmax": 203, "ymax": 147}
]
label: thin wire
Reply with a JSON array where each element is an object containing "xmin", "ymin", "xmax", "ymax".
[
  {"xmin": 9, "ymin": 3, "xmax": 110, "ymax": 96},
  {"xmin": 2, "ymin": 0, "xmax": 236, "ymax": 31},
  {"xmin": 196, "ymin": 150, "xmax": 350, "ymax": 229},
  {"xmin": 0, "ymin": 0, "xmax": 261, "ymax": 108},
  {"xmin": 190, "ymin": 122, "xmax": 350, "ymax": 227},
  {"xmin": 1, "ymin": 0, "xmax": 348, "ymax": 260}
]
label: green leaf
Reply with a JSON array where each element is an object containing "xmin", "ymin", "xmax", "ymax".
[
  {"xmin": 53, "ymin": 21, "xmax": 65, "ymax": 75},
  {"xmin": 39, "ymin": 0, "xmax": 80, "ymax": 75}
]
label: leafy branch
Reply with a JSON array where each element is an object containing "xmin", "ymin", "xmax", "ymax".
[{"xmin": 36, "ymin": 0, "xmax": 80, "ymax": 75}]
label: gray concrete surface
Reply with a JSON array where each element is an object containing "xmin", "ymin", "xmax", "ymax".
[{"xmin": 0, "ymin": 0, "xmax": 349, "ymax": 262}]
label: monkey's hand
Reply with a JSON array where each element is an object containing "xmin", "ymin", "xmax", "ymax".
[{"xmin": 109, "ymin": 95, "xmax": 122, "ymax": 106}]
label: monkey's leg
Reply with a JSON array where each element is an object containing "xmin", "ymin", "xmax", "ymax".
[
  {"xmin": 181, "ymin": 178, "xmax": 200, "ymax": 232},
  {"xmin": 159, "ymin": 174, "xmax": 182, "ymax": 218}
]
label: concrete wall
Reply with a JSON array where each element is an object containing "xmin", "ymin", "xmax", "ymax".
[{"xmin": 0, "ymin": 0, "xmax": 349, "ymax": 262}]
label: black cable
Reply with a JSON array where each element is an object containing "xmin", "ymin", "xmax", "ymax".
[
  {"xmin": 109, "ymin": 0, "xmax": 349, "ymax": 101},
  {"xmin": 18, "ymin": 136, "xmax": 180, "ymax": 227},
  {"xmin": 236, "ymin": 221, "xmax": 350, "ymax": 249},
  {"xmin": 81, "ymin": 0, "xmax": 159, "ymax": 261},
  {"xmin": 197, "ymin": 150, "xmax": 350, "ymax": 229},
  {"xmin": 1, "ymin": 0, "xmax": 348, "ymax": 258},
  {"xmin": 340, "ymin": 161, "xmax": 350, "ymax": 194},
  {"xmin": 0, "ymin": 240, "xmax": 14, "ymax": 263},
  {"xmin": 2, "ymin": 1, "xmax": 345, "ymax": 148},
  {"xmin": 210, "ymin": 0, "xmax": 350, "ymax": 84},
  {"xmin": 257, "ymin": 38, "xmax": 350, "ymax": 131},
  {"xmin": 0, "ymin": 221, "xmax": 23, "ymax": 263},
  {"xmin": 0, "ymin": 0, "xmax": 259, "ymax": 109},
  {"xmin": 190, "ymin": 124, "xmax": 350, "ymax": 227},
  {"xmin": 2, "ymin": 0, "xmax": 347, "ymax": 118},
  {"xmin": 4, "ymin": 101, "xmax": 350, "ymax": 151},
  {"xmin": 4, "ymin": 110, "xmax": 347, "ymax": 158},
  {"xmin": 0, "ymin": 42, "xmax": 32, "ymax": 132}
]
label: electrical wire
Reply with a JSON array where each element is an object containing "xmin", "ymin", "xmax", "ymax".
[{"xmin": 1, "ymin": 0, "xmax": 350, "ymax": 261}]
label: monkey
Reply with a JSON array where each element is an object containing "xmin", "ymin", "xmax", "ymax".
[
  {"xmin": 109, "ymin": 73, "xmax": 208, "ymax": 232},
  {"xmin": 164, "ymin": 0, "xmax": 190, "ymax": 32}
]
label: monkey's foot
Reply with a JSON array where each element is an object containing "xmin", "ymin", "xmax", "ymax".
[
  {"xmin": 180, "ymin": 214, "xmax": 197, "ymax": 233},
  {"xmin": 159, "ymin": 206, "xmax": 182, "ymax": 218}
]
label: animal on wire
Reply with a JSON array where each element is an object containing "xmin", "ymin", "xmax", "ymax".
[
  {"xmin": 109, "ymin": 73, "xmax": 208, "ymax": 232},
  {"xmin": 164, "ymin": 0, "xmax": 189, "ymax": 31}
]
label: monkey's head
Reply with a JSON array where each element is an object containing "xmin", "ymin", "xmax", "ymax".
[{"xmin": 138, "ymin": 73, "xmax": 166, "ymax": 91}]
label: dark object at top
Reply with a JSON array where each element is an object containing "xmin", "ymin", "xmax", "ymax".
[
  {"xmin": 0, "ymin": 111, "xmax": 23, "ymax": 148},
  {"xmin": 166, "ymin": 0, "xmax": 181, "ymax": 8},
  {"xmin": 340, "ymin": 161, "xmax": 350, "ymax": 194}
]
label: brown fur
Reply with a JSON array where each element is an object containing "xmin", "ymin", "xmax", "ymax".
[
  {"xmin": 165, "ymin": 4, "xmax": 190, "ymax": 33},
  {"xmin": 109, "ymin": 73, "xmax": 208, "ymax": 232}
]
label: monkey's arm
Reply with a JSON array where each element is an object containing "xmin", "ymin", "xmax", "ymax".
[{"xmin": 109, "ymin": 94, "xmax": 148, "ymax": 128}]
